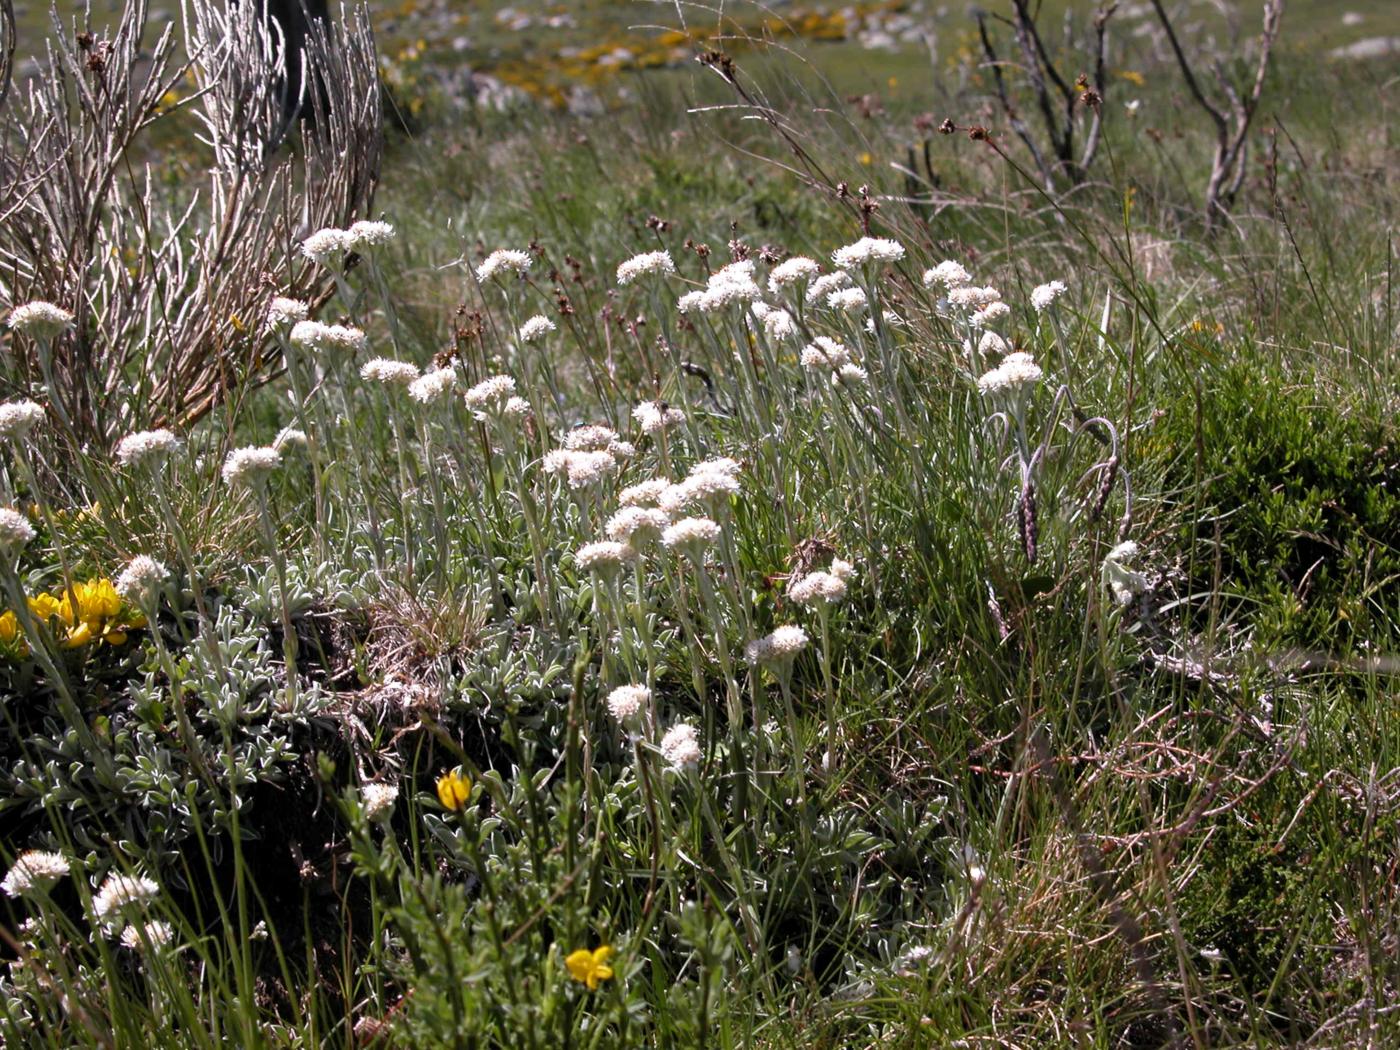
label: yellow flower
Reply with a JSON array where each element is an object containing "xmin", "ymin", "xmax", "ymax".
[
  {"xmin": 565, "ymin": 945, "xmax": 615, "ymax": 990},
  {"xmin": 0, "ymin": 610, "xmax": 27, "ymax": 658},
  {"xmin": 436, "ymin": 770, "xmax": 471, "ymax": 811},
  {"xmin": 27, "ymin": 593, "xmax": 63, "ymax": 624}
]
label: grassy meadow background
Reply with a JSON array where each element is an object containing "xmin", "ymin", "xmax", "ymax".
[{"xmin": 0, "ymin": 0, "xmax": 1398, "ymax": 1047}]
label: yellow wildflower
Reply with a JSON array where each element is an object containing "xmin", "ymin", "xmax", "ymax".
[
  {"xmin": 0, "ymin": 610, "xmax": 27, "ymax": 658},
  {"xmin": 27, "ymin": 592, "xmax": 63, "ymax": 624},
  {"xmin": 436, "ymin": 770, "xmax": 471, "ymax": 811},
  {"xmin": 565, "ymin": 945, "xmax": 615, "ymax": 990}
]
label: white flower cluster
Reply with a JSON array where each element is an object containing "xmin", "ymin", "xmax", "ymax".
[
  {"xmin": 677, "ymin": 260, "xmax": 762, "ymax": 314},
  {"xmin": 361, "ymin": 358, "xmax": 421, "ymax": 387},
  {"xmin": 752, "ymin": 302, "xmax": 797, "ymax": 340},
  {"xmin": 94, "ymin": 873, "xmax": 160, "ymax": 922},
  {"xmin": 801, "ymin": 337, "xmax": 850, "ymax": 372},
  {"xmin": 976, "ymin": 351, "xmax": 1043, "ymax": 396},
  {"xmin": 831, "ymin": 236, "xmax": 904, "ymax": 270},
  {"xmin": 606, "ymin": 684, "xmax": 650, "ymax": 725},
  {"xmin": 120, "ymin": 920, "xmax": 175, "ymax": 953},
  {"xmin": 826, "ymin": 287, "xmax": 868, "ymax": 313},
  {"xmin": 745, "ymin": 624, "xmax": 809, "ymax": 666},
  {"xmin": 408, "ymin": 367, "xmax": 458, "ymax": 405},
  {"xmin": 618, "ymin": 478, "xmax": 671, "ymax": 507},
  {"xmin": 475, "ymin": 248, "xmax": 533, "ymax": 282},
  {"xmin": 115, "ymin": 555, "xmax": 169, "ymax": 605},
  {"xmin": 543, "ymin": 448, "xmax": 619, "ymax": 490},
  {"xmin": 0, "ymin": 400, "xmax": 45, "ymax": 440},
  {"xmin": 115, "ymin": 429, "xmax": 182, "ymax": 469},
  {"xmin": 0, "ymin": 508, "xmax": 35, "ymax": 553},
  {"xmin": 789, "ymin": 559, "xmax": 856, "ymax": 607},
  {"xmin": 6, "ymin": 301, "xmax": 73, "ymax": 339},
  {"xmin": 290, "ymin": 320, "xmax": 368, "ymax": 355},
  {"xmin": 221, "ymin": 445, "xmax": 282, "ymax": 487},
  {"xmin": 463, "ymin": 374, "xmax": 520, "ymax": 418},
  {"xmin": 616, "ymin": 250, "xmax": 675, "ymax": 284},
  {"xmin": 661, "ymin": 516, "xmax": 720, "ymax": 558},
  {"xmin": 805, "ymin": 271, "xmax": 850, "ymax": 305},
  {"xmin": 576, "ymin": 539, "xmax": 638, "ymax": 574},
  {"xmin": 362, "ymin": 782, "xmax": 399, "ymax": 822},
  {"xmin": 1, "ymin": 850, "xmax": 70, "ymax": 898},
  {"xmin": 1031, "ymin": 280, "xmax": 1067, "ymax": 312},
  {"xmin": 659, "ymin": 722, "xmax": 702, "ymax": 772},
  {"xmin": 266, "ymin": 297, "xmax": 309, "ymax": 330},
  {"xmin": 606, "ymin": 505, "xmax": 670, "ymax": 545},
  {"xmin": 768, "ymin": 256, "xmax": 820, "ymax": 293},
  {"xmin": 659, "ymin": 458, "xmax": 741, "ymax": 516},
  {"xmin": 300, "ymin": 221, "xmax": 396, "ymax": 265},
  {"xmin": 633, "ymin": 400, "xmax": 685, "ymax": 435},
  {"xmin": 518, "ymin": 315, "xmax": 556, "ymax": 343},
  {"xmin": 922, "ymin": 260, "xmax": 972, "ymax": 289},
  {"xmin": 274, "ymin": 427, "xmax": 309, "ymax": 451}
]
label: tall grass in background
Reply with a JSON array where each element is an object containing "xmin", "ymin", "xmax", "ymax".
[{"xmin": 0, "ymin": 1, "xmax": 1397, "ymax": 1047}]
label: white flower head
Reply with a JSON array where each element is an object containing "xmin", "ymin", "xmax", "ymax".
[
  {"xmin": 93, "ymin": 873, "xmax": 160, "ymax": 921},
  {"xmin": 826, "ymin": 287, "xmax": 868, "ymax": 313},
  {"xmin": 2, "ymin": 851, "xmax": 70, "ymax": 898},
  {"xmin": 289, "ymin": 321, "xmax": 367, "ymax": 355},
  {"xmin": 659, "ymin": 722, "xmax": 702, "ymax": 773},
  {"xmin": 115, "ymin": 429, "xmax": 182, "ymax": 469},
  {"xmin": 274, "ymin": 427, "xmax": 309, "ymax": 452},
  {"xmin": 475, "ymin": 248, "xmax": 533, "ymax": 283},
  {"xmin": 978, "ymin": 331, "xmax": 1010, "ymax": 358},
  {"xmin": 0, "ymin": 508, "xmax": 35, "ymax": 554},
  {"xmin": 1031, "ymin": 280, "xmax": 1068, "ymax": 312},
  {"xmin": 977, "ymin": 352, "xmax": 1043, "ymax": 396},
  {"xmin": 661, "ymin": 516, "xmax": 720, "ymax": 559},
  {"xmin": 831, "ymin": 236, "xmax": 904, "ymax": 270},
  {"xmin": 7, "ymin": 302, "xmax": 73, "ymax": 340},
  {"xmin": 801, "ymin": 337, "xmax": 850, "ymax": 372},
  {"xmin": 463, "ymin": 374, "xmax": 517, "ymax": 417},
  {"xmin": 948, "ymin": 285, "xmax": 1001, "ymax": 310},
  {"xmin": 922, "ymin": 260, "xmax": 972, "ymax": 289},
  {"xmin": 345, "ymin": 220, "xmax": 396, "ymax": 250},
  {"xmin": 633, "ymin": 400, "xmax": 685, "ymax": 435},
  {"xmin": 970, "ymin": 301, "xmax": 1011, "ymax": 328},
  {"xmin": 362, "ymin": 782, "xmax": 399, "ymax": 822},
  {"xmin": 616, "ymin": 250, "xmax": 675, "ymax": 284},
  {"xmin": 758, "ymin": 306, "xmax": 796, "ymax": 340},
  {"xmin": 120, "ymin": 920, "xmax": 175, "ymax": 952},
  {"xmin": 575, "ymin": 540, "xmax": 637, "ymax": 575},
  {"xmin": 618, "ymin": 478, "xmax": 672, "ymax": 507},
  {"xmin": 559, "ymin": 449, "xmax": 617, "ymax": 489},
  {"xmin": 806, "ymin": 271, "xmax": 851, "ymax": 304},
  {"xmin": 832, "ymin": 362, "xmax": 869, "ymax": 388},
  {"xmin": 769, "ymin": 256, "xmax": 821, "ymax": 294},
  {"xmin": 745, "ymin": 624, "xmax": 809, "ymax": 666},
  {"xmin": 564, "ymin": 424, "xmax": 620, "ymax": 452},
  {"xmin": 830, "ymin": 558, "xmax": 858, "ymax": 581},
  {"xmin": 606, "ymin": 506, "xmax": 670, "ymax": 545},
  {"xmin": 788, "ymin": 570, "xmax": 848, "ymax": 606},
  {"xmin": 518, "ymin": 315, "xmax": 556, "ymax": 343},
  {"xmin": 606, "ymin": 684, "xmax": 650, "ymax": 725},
  {"xmin": 0, "ymin": 400, "xmax": 45, "ymax": 440},
  {"xmin": 300, "ymin": 227, "xmax": 354, "ymax": 265},
  {"xmin": 221, "ymin": 446, "xmax": 281, "ymax": 488},
  {"xmin": 360, "ymin": 358, "xmax": 421, "ymax": 387},
  {"xmin": 266, "ymin": 297, "xmax": 309, "ymax": 330},
  {"xmin": 408, "ymin": 367, "xmax": 458, "ymax": 405},
  {"xmin": 115, "ymin": 555, "xmax": 169, "ymax": 605}
]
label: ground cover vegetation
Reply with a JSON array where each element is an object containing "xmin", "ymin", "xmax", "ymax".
[{"xmin": 0, "ymin": 0, "xmax": 1397, "ymax": 1046}]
